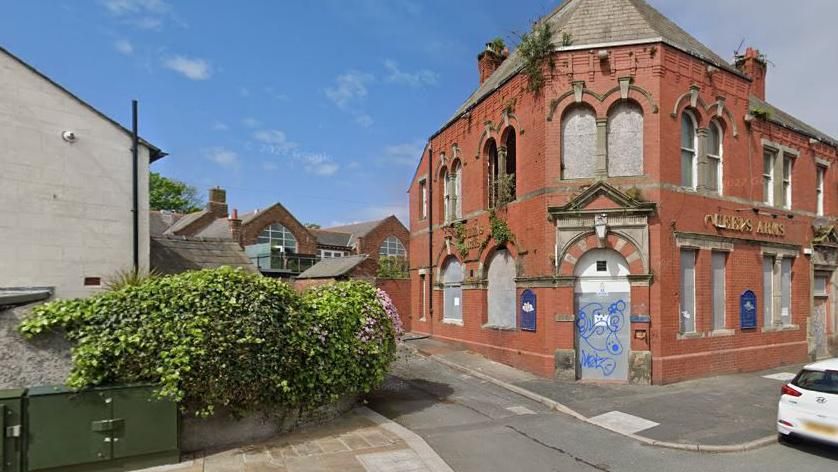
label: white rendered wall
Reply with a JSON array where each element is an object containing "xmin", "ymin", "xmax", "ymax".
[{"xmin": 0, "ymin": 50, "xmax": 151, "ymax": 299}]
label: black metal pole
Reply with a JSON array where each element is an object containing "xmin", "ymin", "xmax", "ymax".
[
  {"xmin": 131, "ymin": 100, "xmax": 139, "ymax": 273},
  {"xmin": 427, "ymin": 146, "xmax": 434, "ymax": 335}
]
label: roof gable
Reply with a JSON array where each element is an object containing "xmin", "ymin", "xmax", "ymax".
[{"xmin": 549, "ymin": 181, "xmax": 656, "ymax": 214}]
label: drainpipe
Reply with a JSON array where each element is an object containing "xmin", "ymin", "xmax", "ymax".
[
  {"xmin": 131, "ymin": 100, "xmax": 139, "ymax": 273},
  {"xmin": 427, "ymin": 145, "xmax": 434, "ymax": 336}
]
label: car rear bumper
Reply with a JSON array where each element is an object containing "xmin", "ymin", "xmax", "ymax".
[{"xmin": 778, "ymin": 402, "xmax": 838, "ymax": 445}]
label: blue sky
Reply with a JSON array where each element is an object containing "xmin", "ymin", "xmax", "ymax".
[{"xmin": 2, "ymin": 1, "xmax": 836, "ymax": 226}]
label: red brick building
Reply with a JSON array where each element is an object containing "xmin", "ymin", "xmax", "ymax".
[{"xmin": 408, "ymin": 0, "xmax": 838, "ymax": 384}]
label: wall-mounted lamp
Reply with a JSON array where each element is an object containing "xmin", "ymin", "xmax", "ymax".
[{"xmin": 594, "ymin": 213, "xmax": 608, "ymax": 246}]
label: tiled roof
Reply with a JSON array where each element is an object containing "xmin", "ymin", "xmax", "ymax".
[
  {"xmin": 297, "ymin": 255, "xmax": 368, "ymax": 279},
  {"xmin": 163, "ymin": 209, "xmax": 209, "ymax": 235},
  {"xmin": 445, "ymin": 0, "xmax": 741, "ymax": 130},
  {"xmin": 312, "ymin": 229, "xmax": 352, "ymax": 248},
  {"xmin": 321, "ymin": 219, "xmax": 385, "ymax": 246},
  {"xmin": 149, "ymin": 210, "xmax": 184, "ymax": 237},
  {"xmin": 150, "ymin": 236, "xmax": 258, "ymax": 275},
  {"xmin": 749, "ymin": 96, "xmax": 838, "ymax": 147},
  {"xmin": 194, "ymin": 217, "xmax": 234, "ymax": 240}
]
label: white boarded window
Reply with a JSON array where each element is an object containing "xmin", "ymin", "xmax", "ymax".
[
  {"xmin": 442, "ymin": 168, "xmax": 451, "ymax": 223},
  {"xmin": 763, "ymin": 150, "xmax": 775, "ymax": 205},
  {"xmin": 817, "ymin": 166, "xmax": 825, "ymax": 216},
  {"xmin": 607, "ymin": 102, "xmax": 643, "ymax": 177},
  {"xmin": 442, "ymin": 259, "xmax": 464, "ymax": 322},
  {"xmin": 680, "ymin": 249, "xmax": 696, "ymax": 333},
  {"xmin": 452, "ymin": 162, "xmax": 462, "ymax": 219},
  {"xmin": 781, "ymin": 258, "xmax": 792, "ymax": 325},
  {"xmin": 782, "ymin": 155, "xmax": 793, "ymax": 209},
  {"xmin": 707, "ymin": 121, "xmax": 723, "ymax": 194},
  {"xmin": 561, "ymin": 107, "xmax": 597, "ymax": 179},
  {"xmin": 420, "ymin": 180, "xmax": 428, "ymax": 219},
  {"xmin": 712, "ymin": 252, "xmax": 726, "ymax": 330},
  {"xmin": 681, "ymin": 112, "xmax": 697, "ymax": 189},
  {"xmin": 487, "ymin": 249, "xmax": 516, "ymax": 328},
  {"xmin": 763, "ymin": 256, "xmax": 774, "ymax": 326}
]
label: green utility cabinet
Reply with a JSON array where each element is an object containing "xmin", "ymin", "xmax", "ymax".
[
  {"xmin": 25, "ymin": 385, "xmax": 178, "ymax": 472},
  {"xmin": 0, "ymin": 389, "xmax": 25, "ymax": 472}
]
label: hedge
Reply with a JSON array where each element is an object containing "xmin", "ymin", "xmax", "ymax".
[{"xmin": 19, "ymin": 268, "xmax": 400, "ymax": 417}]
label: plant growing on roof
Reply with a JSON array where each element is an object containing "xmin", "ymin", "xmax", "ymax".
[
  {"xmin": 488, "ymin": 37, "xmax": 506, "ymax": 55},
  {"xmin": 749, "ymin": 104, "xmax": 773, "ymax": 120},
  {"xmin": 517, "ymin": 21, "xmax": 556, "ymax": 93}
]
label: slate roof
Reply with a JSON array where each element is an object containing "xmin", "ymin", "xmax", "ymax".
[
  {"xmin": 749, "ymin": 96, "xmax": 838, "ymax": 147},
  {"xmin": 163, "ymin": 209, "xmax": 209, "ymax": 235},
  {"xmin": 149, "ymin": 210, "xmax": 185, "ymax": 237},
  {"xmin": 297, "ymin": 255, "xmax": 368, "ymax": 280},
  {"xmin": 444, "ymin": 0, "xmax": 742, "ymax": 131},
  {"xmin": 150, "ymin": 236, "xmax": 258, "ymax": 275},
  {"xmin": 321, "ymin": 219, "xmax": 385, "ymax": 246},
  {"xmin": 194, "ymin": 217, "xmax": 234, "ymax": 239},
  {"xmin": 311, "ymin": 229, "xmax": 353, "ymax": 248}
]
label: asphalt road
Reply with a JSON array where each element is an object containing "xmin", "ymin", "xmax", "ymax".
[{"xmin": 366, "ymin": 350, "xmax": 838, "ymax": 472}]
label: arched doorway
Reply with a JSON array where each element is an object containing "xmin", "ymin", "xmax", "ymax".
[
  {"xmin": 487, "ymin": 248, "xmax": 516, "ymax": 328},
  {"xmin": 574, "ymin": 248, "xmax": 631, "ymax": 381}
]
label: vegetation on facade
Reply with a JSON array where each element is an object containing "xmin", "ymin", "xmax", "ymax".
[
  {"xmin": 377, "ymin": 256, "xmax": 409, "ymax": 279},
  {"xmin": 517, "ymin": 22, "xmax": 570, "ymax": 93},
  {"xmin": 749, "ymin": 104, "xmax": 773, "ymax": 120},
  {"xmin": 487, "ymin": 37, "xmax": 506, "ymax": 55},
  {"xmin": 489, "ymin": 210, "xmax": 514, "ymax": 247},
  {"xmin": 149, "ymin": 172, "xmax": 203, "ymax": 213},
  {"xmin": 19, "ymin": 268, "xmax": 400, "ymax": 417},
  {"xmin": 453, "ymin": 222, "xmax": 470, "ymax": 258}
]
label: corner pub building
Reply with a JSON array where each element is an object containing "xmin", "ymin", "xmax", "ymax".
[{"xmin": 407, "ymin": 0, "xmax": 838, "ymax": 384}]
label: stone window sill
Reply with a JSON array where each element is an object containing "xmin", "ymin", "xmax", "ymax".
[
  {"xmin": 442, "ymin": 319, "xmax": 464, "ymax": 326},
  {"xmin": 482, "ymin": 324, "xmax": 516, "ymax": 331},
  {"xmin": 709, "ymin": 329, "xmax": 735, "ymax": 337},
  {"xmin": 762, "ymin": 324, "xmax": 799, "ymax": 333},
  {"xmin": 677, "ymin": 331, "xmax": 705, "ymax": 340}
]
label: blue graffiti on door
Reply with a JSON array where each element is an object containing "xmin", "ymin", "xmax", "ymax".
[{"xmin": 577, "ymin": 300, "xmax": 626, "ymax": 376}]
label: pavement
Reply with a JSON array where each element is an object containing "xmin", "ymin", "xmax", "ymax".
[
  {"xmin": 402, "ymin": 334, "xmax": 814, "ymax": 451},
  {"xmin": 137, "ymin": 407, "xmax": 453, "ymax": 472}
]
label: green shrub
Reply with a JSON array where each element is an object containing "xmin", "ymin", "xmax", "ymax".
[{"xmin": 19, "ymin": 268, "xmax": 399, "ymax": 418}]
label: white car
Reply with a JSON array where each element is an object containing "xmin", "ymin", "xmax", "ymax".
[{"xmin": 777, "ymin": 358, "xmax": 838, "ymax": 445}]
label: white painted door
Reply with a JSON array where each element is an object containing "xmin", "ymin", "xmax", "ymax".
[{"xmin": 574, "ymin": 249, "xmax": 631, "ymax": 381}]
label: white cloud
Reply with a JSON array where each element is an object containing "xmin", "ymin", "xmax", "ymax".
[
  {"xmin": 252, "ymin": 129, "xmax": 298, "ymax": 154},
  {"xmin": 300, "ymin": 153, "xmax": 339, "ymax": 176},
  {"xmin": 100, "ymin": 0, "xmax": 177, "ymax": 30},
  {"xmin": 325, "ymin": 70, "xmax": 373, "ymax": 109},
  {"xmin": 211, "ymin": 121, "xmax": 229, "ymax": 131},
  {"xmin": 384, "ymin": 60, "xmax": 439, "ymax": 87},
  {"xmin": 383, "ymin": 140, "xmax": 425, "ymax": 165},
  {"xmin": 114, "ymin": 39, "xmax": 134, "ymax": 55},
  {"xmin": 163, "ymin": 55, "xmax": 211, "ymax": 80},
  {"xmin": 242, "ymin": 117, "xmax": 261, "ymax": 128},
  {"xmin": 354, "ymin": 113, "xmax": 374, "ymax": 128},
  {"xmin": 205, "ymin": 147, "xmax": 239, "ymax": 168}
]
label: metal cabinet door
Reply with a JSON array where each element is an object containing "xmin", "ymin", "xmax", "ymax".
[
  {"xmin": 26, "ymin": 387, "xmax": 112, "ymax": 471},
  {"xmin": 110, "ymin": 386, "xmax": 178, "ymax": 459},
  {"xmin": 0, "ymin": 389, "xmax": 24, "ymax": 472}
]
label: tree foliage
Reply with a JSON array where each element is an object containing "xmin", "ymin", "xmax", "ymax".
[
  {"xmin": 149, "ymin": 172, "xmax": 203, "ymax": 213},
  {"xmin": 518, "ymin": 22, "xmax": 556, "ymax": 93},
  {"xmin": 19, "ymin": 268, "xmax": 399, "ymax": 417}
]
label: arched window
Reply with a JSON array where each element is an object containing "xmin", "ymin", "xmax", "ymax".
[
  {"xmin": 707, "ymin": 120, "xmax": 723, "ymax": 194},
  {"xmin": 441, "ymin": 167, "xmax": 451, "ymax": 223},
  {"xmin": 487, "ymin": 248, "xmax": 516, "ymax": 328},
  {"xmin": 607, "ymin": 102, "xmax": 643, "ymax": 177},
  {"xmin": 681, "ymin": 111, "xmax": 698, "ymax": 189},
  {"xmin": 257, "ymin": 223, "xmax": 297, "ymax": 253},
  {"xmin": 442, "ymin": 258, "xmax": 464, "ymax": 322},
  {"xmin": 562, "ymin": 106, "xmax": 597, "ymax": 179},
  {"xmin": 379, "ymin": 236, "xmax": 406, "ymax": 258},
  {"xmin": 486, "ymin": 139, "xmax": 499, "ymax": 208},
  {"xmin": 449, "ymin": 161, "xmax": 462, "ymax": 220},
  {"xmin": 502, "ymin": 127, "xmax": 517, "ymax": 201}
]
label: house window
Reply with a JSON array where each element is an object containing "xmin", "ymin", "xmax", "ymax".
[
  {"xmin": 420, "ymin": 273, "xmax": 427, "ymax": 320},
  {"xmin": 451, "ymin": 161, "xmax": 462, "ymax": 220},
  {"xmin": 680, "ymin": 112, "xmax": 697, "ymax": 189},
  {"xmin": 257, "ymin": 223, "xmax": 298, "ymax": 253},
  {"xmin": 442, "ymin": 168, "xmax": 451, "ymax": 223},
  {"xmin": 814, "ymin": 274, "xmax": 829, "ymax": 297},
  {"xmin": 780, "ymin": 258, "xmax": 792, "ymax": 325},
  {"xmin": 763, "ymin": 149, "xmax": 775, "ymax": 205},
  {"xmin": 487, "ymin": 249, "xmax": 516, "ymax": 328},
  {"xmin": 707, "ymin": 121, "xmax": 723, "ymax": 193},
  {"xmin": 420, "ymin": 179, "xmax": 428, "ymax": 219},
  {"xmin": 712, "ymin": 252, "xmax": 726, "ymax": 331},
  {"xmin": 503, "ymin": 127, "xmax": 517, "ymax": 202},
  {"xmin": 561, "ymin": 106, "xmax": 597, "ymax": 179},
  {"xmin": 379, "ymin": 236, "xmax": 406, "ymax": 258},
  {"xmin": 782, "ymin": 155, "xmax": 793, "ymax": 209},
  {"xmin": 817, "ymin": 166, "xmax": 825, "ymax": 216},
  {"xmin": 320, "ymin": 250, "xmax": 346, "ymax": 258},
  {"xmin": 486, "ymin": 139, "xmax": 499, "ymax": 208},
  {"xmin": 763, "ymin": 256, "xmax": 774, "ymax": 326},
  {"xmin": 606, "ymin": 101, "xmax": 643, "ymax": 177},
  {"xmin": 679, "ymin": 249, "xmax": 697, "ymax": 333},
  {"xmin": 442, "ymin": 258, "xmax": 464, "ymax": 323},
  {"xmin": 487, "ymin": 129, "xmax": 517, "ymax": 207}
]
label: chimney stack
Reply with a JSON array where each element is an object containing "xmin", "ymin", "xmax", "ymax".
[
  {"xmin": 207, "ymin": 186, "xmax": 228, "ymax": 218},
  {"xmin": 736, "ymin": 47, "xmax": 767, "ymax": 101},
  {"xmin": 477, "ymin": 43, "xmax": 508, "ymax": 85},
  {"xmin": 228, "ymin": 208, "xmax": 242, "ymax": 245}
]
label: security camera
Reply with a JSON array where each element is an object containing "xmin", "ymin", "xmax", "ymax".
[{"xmin": 62, "ymin": 131, "xmax": 77, "ymax": 143}]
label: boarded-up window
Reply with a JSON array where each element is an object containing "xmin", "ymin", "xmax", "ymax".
[
  {"xmin": 487, "ymin": 249, "xmax": 516, "ymax": 328},
  {"xmin": 442, "ymin": 258, "xmax": 464, "ymax": 322},
  {"xmin": 781, "ymin": 258, "xmax": 792, "ymax": 325},
  {"xmin": 679, "ymin": 249, "xmax": 696, "ymax": 333},
  {"xmin": 562, "ymin": 107, "xmax": 597, "ymax": 179},
  {"xmin": 607, "ymin": 102, "xmax": 643, "ymax": 177},
  {"xmin": 712, "ymin": 252, "xmax": 726, "ymax": 330},
  {"xmin": 763, "ymin": 256, "xmax": 774, "ymax": 326}
]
